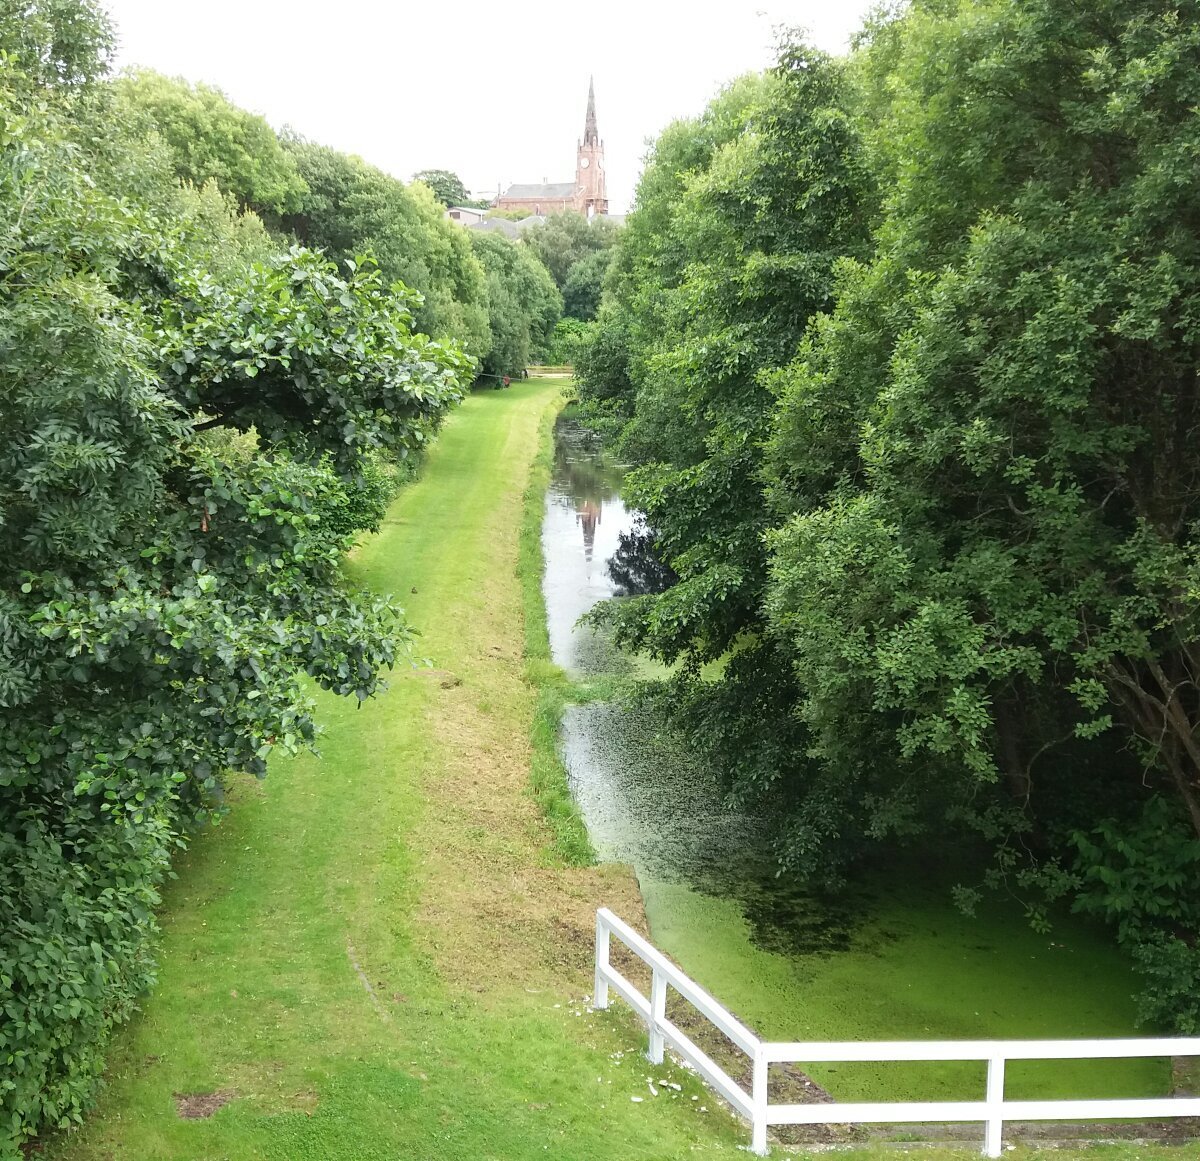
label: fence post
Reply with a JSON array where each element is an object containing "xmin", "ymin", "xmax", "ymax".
[
  {"xmin": 647, "ymin": 967, "xmax": 666, "ymax": 1064},
  {"xmin": 751, "ymin": 1043, "xmax": 769, "ymax": 1155},
  {"xmin": 984, "ymin": 1054, "xmax": 1005, "ymax": 1158},
  {"xmin": 594, "ymin": 912, "xmax": 610, "ymax": 1010}
]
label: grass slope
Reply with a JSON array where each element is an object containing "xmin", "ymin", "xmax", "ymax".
[
  {"xmin": 46, "ymin": 382, "xmax": 737, "ymax": 1161},
  {"xmin": 45, "ymin": 381, "xmax": 1190, "ymax": 1161}
]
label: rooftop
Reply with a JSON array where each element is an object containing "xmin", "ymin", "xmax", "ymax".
[{"xmin": 500, "ymin": 182, "xmax": 576, "ymax": 201}]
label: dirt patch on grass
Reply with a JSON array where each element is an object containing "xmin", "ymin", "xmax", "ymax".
[
  {"xmin": 417, "ymin": 668, "xmax": 462, "ymax": 688},
  {"xmin": 408, "ymin": 397, "xmax": 647, "ymax": 1000},
  {"xmin": 173, "ymin": 1091, "xmax": 235, "ymax": 1119},
  {"xmin": 414, "ymin": 671, "xmax": 646, "ymax": 997}
]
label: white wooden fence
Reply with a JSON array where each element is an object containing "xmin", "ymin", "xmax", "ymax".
[{"xmin": 593, "ymin": 907, "xmax": 1200, "ymax": 1156}]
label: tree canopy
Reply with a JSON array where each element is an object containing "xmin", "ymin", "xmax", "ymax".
[
  {"xmin": 520, "ymin": 210, "xmax": 622, "ymax": 291},
  {"xmin": 579, "ymin": 2, "xmax": 1200, "ymax": 1031},
  {"xmin": 113, "ymin": 68, "xmax": 308, "ymax": 216},
  {"xmin": 469, "ymin": 229, "xmax": 562, "ymax": 376},
  {"xmin": 561, "ymin": 247, "xmax": 612, "ymax": 321},
  {"xmin": 0, "ymin": 0, "xmax": 113, "ymax": 89},
  {"xmin": 0, "ymin": 3, "xmax": 480, "ymax": 1149},
  {"xmin": 282, "ymin": 138, "xmax": 491, "ymax": 357},
  {"xmin": 412, "ymin": 167, "xmax": 470, "ymax": 207}
]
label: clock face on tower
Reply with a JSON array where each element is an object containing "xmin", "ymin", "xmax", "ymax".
[{"xmin": 579, "ymin": 157, "xmax": 590, "ymax": 169}]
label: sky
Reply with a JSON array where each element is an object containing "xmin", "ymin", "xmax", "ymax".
[{"xmin": 100, "ymin": 1, "xmax": 878, "ymax": 214}]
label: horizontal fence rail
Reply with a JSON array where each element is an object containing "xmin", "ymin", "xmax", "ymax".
[{"xmin": 593, "ymin": 908, "xmax": 1200, "ymax": 1156}]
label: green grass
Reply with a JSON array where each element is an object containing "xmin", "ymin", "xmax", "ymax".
[
  {"xmin": 517, "ymin": 389, "xmax": 596, "ymax": 866},
  {"xmin": 44, "ymin": 381, "xmax": 744, "ymax": 1160},
  {"xmin": 42, "ymin": 381, "xmax": 1192, "ymax": 1161},
  {"xmin": 644, "ymin": 876, "xmax": 1166, "ymax": 1104}
]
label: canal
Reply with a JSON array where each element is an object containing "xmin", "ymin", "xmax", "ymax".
[{"xmin": 540, "ymin": 410, "xmax": 1166, "ymax": 1106}]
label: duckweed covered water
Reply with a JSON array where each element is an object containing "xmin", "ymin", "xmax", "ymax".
[{"xmin": 541, "ymin": 415, "xmax": 1168, "ymax": 1104}]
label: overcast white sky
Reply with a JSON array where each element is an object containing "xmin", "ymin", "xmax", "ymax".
[{"xmin": 100, "ymin": 1, "xmax": 878, "ymax": 213}]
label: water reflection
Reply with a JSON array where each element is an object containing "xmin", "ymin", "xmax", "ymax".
[
  {"xmin": 608, "ymin": 518, "xmax": 678, "ymax": 597},
  {"xmin": 542, "ymin": 417, "xmax": 633, "ymax": 675},
  {"xmin": 542, "ymin": 416, "xmax": 765, "ymax": 894}
]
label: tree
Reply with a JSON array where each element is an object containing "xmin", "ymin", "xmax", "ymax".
[
  {"xmin": 573, "ymin": 307, "xmax": 632, "ymax": 412},
  {"xmin": 282, "ymin": 138, "xmax": 490, "ymax": 356},
  {"xmin": 0, "ymin": 15, "xmax": 472, "ymax": 1147},
  {"xmin": 578, "ymin": 73, "xmax": 771, "ymax": 418},
  {"xmin": 561, "ymin": 247, "xmax": 612, "ymax": 320},
  {"xmin": 469, "ymin": 229, "xmax": 561, "ymax": 375},
  {"xmin": 113, "ymin": 68, "xmax": 307, "ymax": 216},
  {"xmin": 764, "ymin": 0, "xmax": 1200, "ymax": 1024},
  {"xmin": 0, "ymin": 0, "xmax": 112, "ymax": 89},
  {"xmin": 586, "ymin": 45, "xmax": 876, "ymax": 733},
  {"xmin": 412, "ymin": 167, "xmax": 469, "ymax": 207},
  {"xmin": 520, "ymin": 210, "xmax": 621, "ymax": 289}
]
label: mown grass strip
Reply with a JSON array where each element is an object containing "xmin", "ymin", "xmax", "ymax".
[
  {"xmin": 42, "ymin": 382, "xmax": 749, "ymax": 1161},
  {"xmin": 518, "ymin": 384, "xmax": 596, "ymax": 867}
]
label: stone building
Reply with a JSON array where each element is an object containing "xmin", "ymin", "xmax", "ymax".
[{"xmin": 494, "ymin": 79, "xmax": 609, "ymax": 218}]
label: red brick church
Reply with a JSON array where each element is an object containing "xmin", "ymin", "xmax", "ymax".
[{"xmin": 494, "ymin": 79, "xmax": 609, "ymax": 218}]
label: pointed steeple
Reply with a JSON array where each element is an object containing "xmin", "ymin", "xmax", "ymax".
[
  {"xmin": 583, "ymin": 76, "xmax": 599, "ymax": 147},
  {"xmin": 575, "ymin": 76, "xmax": 608, "ymax": 217}
]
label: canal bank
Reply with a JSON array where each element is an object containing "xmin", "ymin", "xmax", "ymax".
[
  {"xmin": 541, "ymin": 409, "xmax": 1170, "ymax": 1107},
  {"xmin": 48, "ymin": 381, "xmax": 748, "ymax": 1161}
]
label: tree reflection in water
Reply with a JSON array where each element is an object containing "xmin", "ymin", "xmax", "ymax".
[
  {"xmin": 608, "ymin": 517, "xmax": 677, "ymax": 596},
  {"xmin": 550, "ymin": 419, "xmax": 676, "ymax": 591}
]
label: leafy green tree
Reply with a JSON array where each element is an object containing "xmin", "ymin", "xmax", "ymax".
[
  {"xmin": 283, "ymin": 138, "xmax": 490, "ymax": 355},
  {"xmin": 573, "ymin": 307, "xmax": 631, "ymax": 413},
  {"xmin": 520, "ymin": 210, "xmax": 621, "ymax": 289},
  {"xmin": 0, "ymin": 0, "xmax": 112, "ymax": 89},
  {"xmin": 587, "ymin": 45, "xmax": 875, "ymax": 761},
  {"xmin": 546, "ymin": 316, "xmax": 591, "ymax": 366},
  {"xmin": 579, "ymin": 73, "xmax": 771, "ymax": 418},
  {"xmin": 469, "ymin": 229, "xmax": 561, "ymax": 375},
  {"xmin": 412, "ymin": 167, "xmax": 469, "ymax": 207},
  {"xmin": 763, "ymin": 0, "xmax": 1200, "ymax": 1020},
  {"xmin": 487, "ymin": 206, "xmax": 536, "ymax": 221},
  {"xmin": 561, "ymin": 247, "xmax": 612, "ymax": 320},
  {"xmin": 0, "ymin": 16, "xmax": 472, "ymax": 1148},
  {"xmin": 113, "ymin": 68, "xmax": 307, "ymax": 216}
]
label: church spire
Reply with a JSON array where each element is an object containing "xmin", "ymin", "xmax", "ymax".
[{"xmin": 583, "ymin": 76, "xmax": 599, "ymax": 147}]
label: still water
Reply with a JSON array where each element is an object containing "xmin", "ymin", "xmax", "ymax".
[
  {"xmin": 541, "ymin": 416, "xmax": 766, "ymax": 885},
  {"xmin": 538, "ymin": 412, "xmax": 1162, "ymax": 1105},
  {"xmin": 541, "ymin": 419, "xmax": 634, "ymax": 677}
]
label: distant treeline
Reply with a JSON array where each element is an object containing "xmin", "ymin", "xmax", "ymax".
[
  {"xmin": 576, "ymin": 0, "xmax": 1200, "ymax": 1033},
  {"xmin": 109, "ymin": 66, "xmax": 566, "ymax": 378}
]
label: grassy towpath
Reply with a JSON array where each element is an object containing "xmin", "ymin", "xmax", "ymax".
[
  {"xmin": 47, "ymin": 380, "xmax": 740, "ymax": 1161},
  {"xmin": 45, "ymin": 380, "xmax": 1191, "ymax": 1161}
]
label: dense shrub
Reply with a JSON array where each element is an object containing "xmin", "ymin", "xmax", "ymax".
[
  {"xmin": 583, "ymin": 2, "xmax": 1200, "ymax": 1028},
  {"xmin": 545, "ymin": 317, "xmax": 591, "ymax": 366},
  {"xmin": 0, "ymin": 8, "xmax": 472, "ymax": 1150},
  {"xmin": 311, "ymin": 452, "xmax": 412, "ymax": 540},
  {"xmin": 0, "ymin": 810, "xmax": 171, "ymax": 1144}
]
